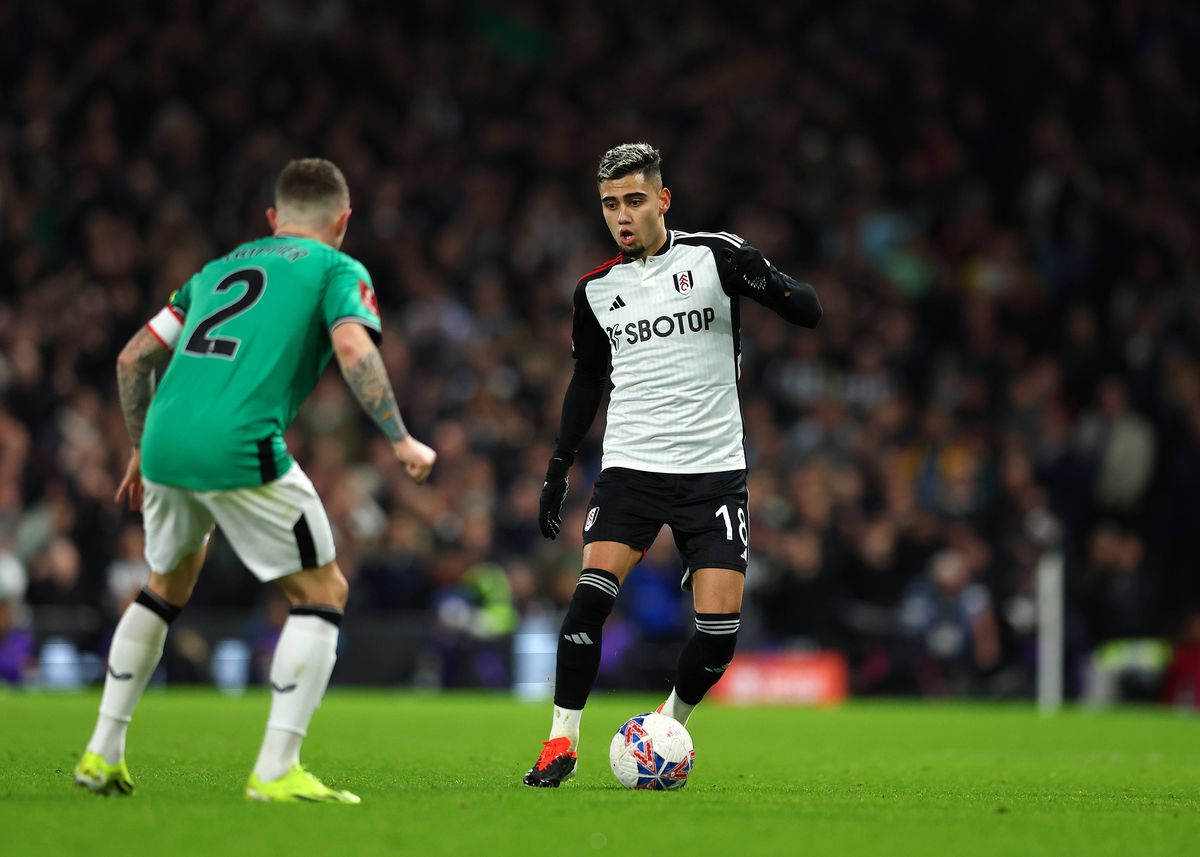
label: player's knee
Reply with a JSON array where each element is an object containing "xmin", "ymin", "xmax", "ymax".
[
  {"xmin": 146, "ymin": 545, "xmax": 206, "ymax": 607},
  {"xmin": 322, "ymin": 564, "xmax": 350, "ymax": 609},
  {"xmin": 565, "ymin": 570, "xmax": 620, "ymax": 628},
  {"xmin": 279, "ymin": 561, "xmax": 349, "ymax": 609}
]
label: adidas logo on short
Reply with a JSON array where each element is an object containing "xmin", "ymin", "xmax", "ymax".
[
  {"xmin": 563, "ymin": 632, "xmax": 595, "ymax": 645},
  {"xmin": 609, "ymin": 295, "xmax": 626, "ymax": 311}
]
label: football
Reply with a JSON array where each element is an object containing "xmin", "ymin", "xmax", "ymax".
[{"xmin": 608, "ymin": 712, "xmax": 694, "ymax": 790}]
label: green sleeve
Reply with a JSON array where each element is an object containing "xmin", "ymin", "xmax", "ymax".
[
  {"xmin": 324, "ymin": 256, "xmax": 382, "ymax": 344},
  {"xmin": 168, "ymin": 275, "xmax": 196, "ymax": 317}
]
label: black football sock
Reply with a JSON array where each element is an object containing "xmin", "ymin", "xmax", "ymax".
[
  {"xmin": 672, "ymin": 612, "xmax": 741, "ymax": 705},
  {"xmin": 552, "ymin": 569, "xmax": 620, "ymax": 710}
]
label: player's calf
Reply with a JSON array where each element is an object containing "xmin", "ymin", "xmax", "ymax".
[
  {"xmin": 80, "ymin": 587, "xmax": 183, "ymax": 777},
  {"xmin": 662, "ymin": 612, "xmax": 740, "ymax": 725},
  {"xmin": 553, "ymin": 569, "xmax": 621, "ymax": 714},
  {"xmin": 252, "ymin": 603, "xmax": 342, "ymax": 783}
]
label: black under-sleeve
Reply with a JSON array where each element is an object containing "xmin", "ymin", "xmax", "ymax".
[
  {"xmin": 718, "ymin": 241, "xmax": 823, "ymax": 328},
  {"xmin": 758, "ymin": 268, "xmax": 823, "ymax": 328},
  {"xmin": 553, "ymin": 279, "xmax": 611, "ymax": 463},
  {"xmin": 553, "ymin": 370, "xmax": 605, "ymax": 463}
]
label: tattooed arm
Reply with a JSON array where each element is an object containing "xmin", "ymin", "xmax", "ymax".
[
  {"xmin": 331, "ymin": 322, "xmax": 436, "ymax": 484},
  {"xmin": 117, "ymin": 327, "xmax": 171, "ymax": 446},
  {"xmin": 333, "ymin": 325, "xmax": 409, "ymax": 442},
  {"xmin": 114, "ymin": 326, "xmax": 172, "ymax": 509}
]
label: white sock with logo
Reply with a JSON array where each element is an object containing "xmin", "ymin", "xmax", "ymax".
[
  {"xmin": 253, "ymin": 610, "xmax": 340, "ymax": 782},
  {"xmin": 87, "ymin": 597, "xmax": 174, "ymax": 764}
]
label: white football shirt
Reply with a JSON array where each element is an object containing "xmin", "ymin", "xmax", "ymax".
[{"xmin": 572, "ymin": 230, "xmax": 746, "ymax": 473}]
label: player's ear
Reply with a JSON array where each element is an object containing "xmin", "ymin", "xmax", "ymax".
[
  {"xmin": 266, "ymin": 207, "xmax": 278, "ymax": 231},
  {"xmin": 659, "ymin": 186, "xmax": 671, "ymax": 216}
]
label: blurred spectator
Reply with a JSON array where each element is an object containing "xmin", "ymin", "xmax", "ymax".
[
  {"xmin": 753, "ymin": 527, "xmax": 840, "ymax": 648},
  {"xmin": 26, "ymin": 536, "xmax": 89, "ymax": 607},
  {"xmin": 835, "ymin": 516, "xmax": 915, "ymax": 694},
  {"xmin": 429, "ymin": 551, "xmax": 518, "ymax": 688},
  {"xmin": 899, "ymin": 548, "xmax": 1001, "ymax": 695},
  {"xmin": 1076, "ymin": 378, "xmax": 1156, "ymax": 520},
  {"xmin": 105, "ymin": 524, "xmax": 150, "ymax": 615},
  {"xmin": 1074, "ymin": 523, "xmax": 1156, "ymax": 645}
]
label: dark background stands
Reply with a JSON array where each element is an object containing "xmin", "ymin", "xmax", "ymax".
[{"xmin": 1, "ymin": 0, "xmax": 1198, "ymax": 697}]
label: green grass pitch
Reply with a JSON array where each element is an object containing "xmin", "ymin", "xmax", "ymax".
[{"xmin": 1, "ymin": 690, "xmax": 1197, "ymax": 857}]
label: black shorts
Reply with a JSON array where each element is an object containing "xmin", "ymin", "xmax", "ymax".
[{"xmin": 582, "ymin": 467, "xmax": 749, "ymax": 590}]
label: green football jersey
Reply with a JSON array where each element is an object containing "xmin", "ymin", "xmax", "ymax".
[{"xmin": 140, "ymin": 236, "xmax": 382, "ymax": 491}]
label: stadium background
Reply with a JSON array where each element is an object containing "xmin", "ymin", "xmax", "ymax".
[{"xmin": 0, "ymin": 0, "xmax": 1198, "ymax": 706}]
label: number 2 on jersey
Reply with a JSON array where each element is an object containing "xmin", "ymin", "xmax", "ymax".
[
  {"xmin": 184, "ymin": 268, "xmax": 266, "ymax": 359},
  {"xmin": 715, "ymin": 503, "xmax": 748, "ymax": 545}
]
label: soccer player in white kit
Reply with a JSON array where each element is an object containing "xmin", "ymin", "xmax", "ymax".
[{"xmin": 524, "ymin": 143, "xmax": 823, "ymax": 786}]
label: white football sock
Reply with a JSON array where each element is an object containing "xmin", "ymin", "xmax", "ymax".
[
  {"xmin": 255, "ymin": 729, "xmax": 304, "ymax": 781},
  {"xmin": 660, "ymin": 689, "xmax": 696, "ymax": 726},
  {"xmin": 548, "ymin": 705, "xmax": 582, "ymax": 749},
  {"xmin": 253, "ymin": 613, "xmax": 339, "ymax": 782},
  {"xmin": 87, "ymin": 600, "xmax": 170, "ymax": 764}
]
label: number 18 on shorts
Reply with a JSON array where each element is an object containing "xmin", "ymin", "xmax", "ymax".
[{"xmin": 581, "ymin": 467, "xmax": 749, "ymax": 590}]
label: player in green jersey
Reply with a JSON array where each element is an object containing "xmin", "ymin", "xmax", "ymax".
[{"xmin": 74, "ymin": 158, "xmax": 436, "ymax": 804}]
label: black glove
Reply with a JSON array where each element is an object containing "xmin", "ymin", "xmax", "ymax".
[
  {"xmin": 538, "ymin": 455, "xmax": 571, "ymax": 540},
  {"xmin": 720, "ymin": 244, "xmax": 771, "ymax": 292}
]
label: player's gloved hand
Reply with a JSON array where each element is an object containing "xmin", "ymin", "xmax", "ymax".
[
  {"xmin": 539, "ymin": 455, "xmax": 571, "ymax": 540},
  {"xmin": 720, "ymin": 245, "xmax": 772, "ymax": 292}
]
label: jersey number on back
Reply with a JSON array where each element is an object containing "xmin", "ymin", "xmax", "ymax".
[{"xmin": 184, "ymin": 268, "xmax": 266, "ymax": 359}]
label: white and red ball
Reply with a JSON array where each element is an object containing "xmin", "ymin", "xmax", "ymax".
[{"xmin": 609, "ymin": 712, "xmax": 694, "ymax": 790}]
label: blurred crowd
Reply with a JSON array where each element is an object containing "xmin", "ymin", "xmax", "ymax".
[{"xmin": 1, "ymin": 0, "xmax": 1199, "ymax": 701}]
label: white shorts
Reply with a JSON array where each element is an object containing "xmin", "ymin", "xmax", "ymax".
[{"xmin": 142, "ymin": 465, "xmax": 335, "ymax": 582}]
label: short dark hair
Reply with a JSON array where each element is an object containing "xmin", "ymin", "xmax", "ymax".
[
  {"xmin": 597, "ymin": 142, "xmax": 662, "ymax": 184},
  {"xmin": 275, "ymin": 158, "xmax": 349, "ymax": 217}
]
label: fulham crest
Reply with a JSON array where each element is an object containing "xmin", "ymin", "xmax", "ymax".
[{"xmin": 672, "ymin": 270, "xmax": 694, "ymax": 296}]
